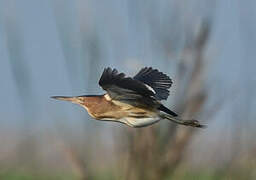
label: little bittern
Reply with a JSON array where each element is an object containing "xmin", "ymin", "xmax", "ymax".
[{"xmin": 52, "ymin": 67, "xmax": 205, "ymax": 128}]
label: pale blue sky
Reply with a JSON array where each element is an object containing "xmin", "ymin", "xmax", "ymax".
[{"xmin": 0, "ymin": 0, "xmax": 255, "ymax": 140}]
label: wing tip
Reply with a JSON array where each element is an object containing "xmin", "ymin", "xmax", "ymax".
[{"xmin": 134, "ymin": 67, "xmax": 173, "ymax": 100}]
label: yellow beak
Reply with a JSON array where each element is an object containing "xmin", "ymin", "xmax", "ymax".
[{"xmin": 51, "ymin": 96, "xmax": 82, "ymax": 104}]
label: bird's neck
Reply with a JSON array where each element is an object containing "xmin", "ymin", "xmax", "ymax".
[
  {"xmin": 81, "ymin": 95, "xmax": 103, "ymax": 107},
  {"xmin": 80, "ymin": 95, "xmax": 105, "ymax": 118}
]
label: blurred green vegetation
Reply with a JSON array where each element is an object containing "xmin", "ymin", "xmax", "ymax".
[
  {"xmin": 0, "ymin": 171, "xmax": 77, "ymax": 180},
  {"xmin": 0, "ymin": 169, "xmax": 254, "ymax": 180}
]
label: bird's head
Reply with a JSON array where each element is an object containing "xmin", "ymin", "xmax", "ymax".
[
  {"xmin": 51, "ymin": 95, "xmax": 86, "ymax": 106},
  {"xmin": 51, "ymin": 95, "xmax": 101, "ymax": 109},
  {"xmin": 51, "ymin": 96, "xmax": 87, "ymax": 107}
]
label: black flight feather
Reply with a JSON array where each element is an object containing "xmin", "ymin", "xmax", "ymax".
[
  {"xmin": 158, "ymin": 104, "xmax": 178, "ymax": 117},
  {"xmin": 99, "ymin": 67, "xmax": 155, "ymax": 99},
  {"xmin": 133, "ymin": 67, "xmax": 173, "ymax": 100}
]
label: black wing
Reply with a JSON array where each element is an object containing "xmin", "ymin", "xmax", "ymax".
[
  {"xmin": 99, "ymin": 67, "xmax": 156, "ymax": 103},
  {"xmin": 133, "ymin": 67, "xmax": 173, "ymax": 100}
]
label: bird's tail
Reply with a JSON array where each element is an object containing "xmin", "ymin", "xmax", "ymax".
[{"xmin": 161, "ymin": 113, "xmax": 206, "ymax": 128}]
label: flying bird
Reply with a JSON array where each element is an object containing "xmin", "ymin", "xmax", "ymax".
[{"xmin": 52, "ymin": 67, "xmax": 205, "ymax": 128}]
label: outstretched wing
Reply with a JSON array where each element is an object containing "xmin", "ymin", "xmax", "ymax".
[
  {"xmin": 133, "ymin": 67, "xmax": 173, "ymax": 100},
  {"xmin": 99, "ymin": 68, "xmax": 156, "ymax": 105}
]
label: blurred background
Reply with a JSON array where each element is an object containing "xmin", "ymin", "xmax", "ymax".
[{"xmin": 0, "ymin": 0, "xmax": 256, "ymax": 179}]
